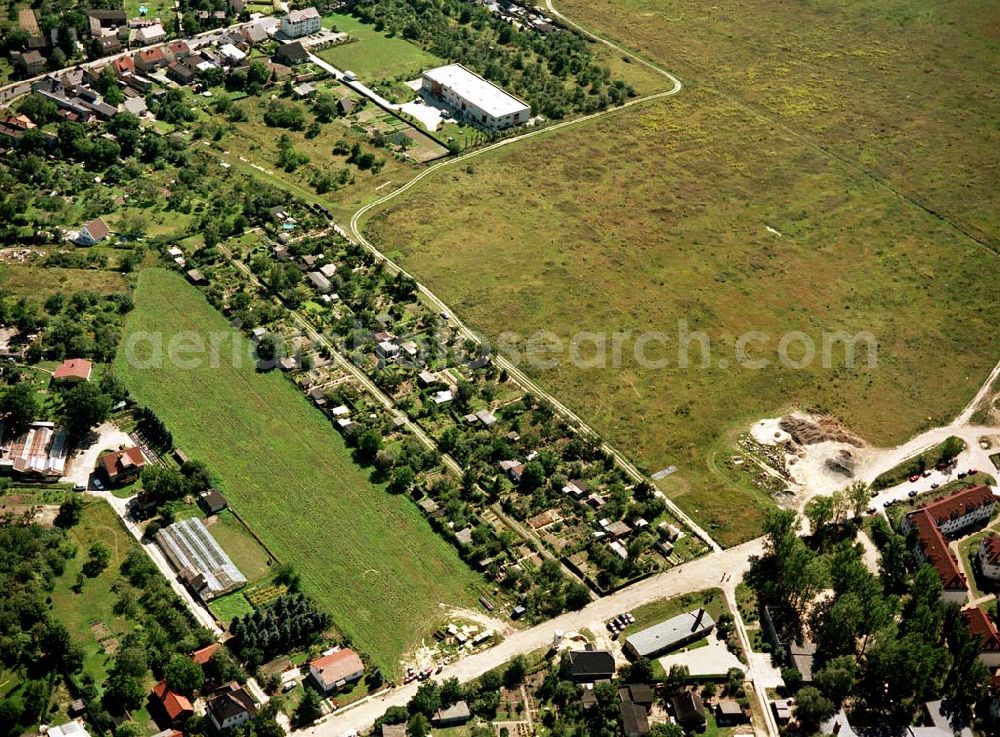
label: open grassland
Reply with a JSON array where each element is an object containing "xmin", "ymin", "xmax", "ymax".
[
  {"xmin": 557, "ymin": 0, "xmax": 1000, "ymax": 249},
  {"xmin": 0, "ymin": 264, "xmax": 127, "ymax": 297},
  {"xmin": 115, "ymin": 268, "xmax": 481, "ymax": 671},
  {"xmin": 364, "ymin": 90, "xmax": 999, "ymax": 547},
  {"xmin": 320, "ymin": 12, "xmax": 445, "ymax": 81},
  {"xmin": 50, "ymin": 500, "xmax": 138, "ymax": 685}
]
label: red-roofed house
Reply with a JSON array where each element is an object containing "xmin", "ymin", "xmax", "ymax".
[
  {"xmin": 191, "ymin": 642, "xmax": 221, "ymax": 666},
  {"xmin": 962, "ymin": 606, "xmax": 1000, "ymax": 667},
  {"xmin": 151, "ymin": 680, "xmax": 194, "ymax": 723},
  {"xmin": 308, "ymin": 649, "xmax": 364, "ymax": 693},
  {"xmin": 134, "ymin": 47, "xmax": 167, "ymax": 73},
  {"xmin": 77, "ymin": 217, "xmax": 110, "ymax": 245},
  {"xmin": 99, "ymin": 446, "xmax": 147, "ymax": 485},
  {"xmin": 52, "ymin": 358, "xmax": 93, "ymax": 383},
  {"xmin": 978, "ymin": 535, "xmax": 1000, "ymax": 582},
  {"xmin": 112, "ymin": 55, "xmax": 135, "ymax": 77},
  {"xmin": 164, "ymin": 40, "xmax": 192, "ymax": 61}
]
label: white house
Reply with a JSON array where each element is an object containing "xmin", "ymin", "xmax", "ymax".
[
  {"xmin": 309, "ymin": 649, "xmax": 364, "ymax": 693},
  {"xmin": 280, "ymin": 7, "xmax": 321, "ymax": 38},
  {"xmin": 219, "ymin": 43, "xmax": 247, "ymax": 65},
  {"xmin": 76, "ymin": 217, "xmax": 110, "ymax": 245},
  {"xmin": 421, "ymin": 63, "xmax": 530, "ymax": 130},
  {"xmin": 206, "ymin": 686, "xmax": 257, "ymax": 730}
]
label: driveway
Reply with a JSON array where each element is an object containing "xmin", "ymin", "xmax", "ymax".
[
  {"xmin": 658, "ymin": 637, "xmax": 744, "ymax": 677},
  {"xmin": 62, "ymin": 421, "xmax": 133, "ymax": 488}
]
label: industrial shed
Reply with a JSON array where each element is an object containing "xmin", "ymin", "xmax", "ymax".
[
  {"xmin": 624, "ymin": 608, "xmax": 716, "ymax": 659},
  {"xmin": 156, "ymin": 518, "xmax": 246, "ymax": 600},
  {"xmin": 421, "ymin": 64, "xmax": 530, "ymax": 130}
]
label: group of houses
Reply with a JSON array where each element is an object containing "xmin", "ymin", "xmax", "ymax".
[
  {"xmin": 478, "ymin": 0, "xmax": 560, "ymax": 34},
  {"xmin": 150, "ymin": 646, "xmax": 258, "ymax": 731}
]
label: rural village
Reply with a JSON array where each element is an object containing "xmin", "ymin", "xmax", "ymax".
[{"xmin": 0, "ymin": 2, "xmax": 996, "ymax": 737}]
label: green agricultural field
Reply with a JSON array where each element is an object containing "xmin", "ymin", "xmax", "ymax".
[
  {"xmin": 0, "ymin": 264, "xmax": 127, "ymax": 297},
  {"xmin": 320, "ymin": 12, "xmax": 445, "ymax": 82},
  {"xmin": 363, "ymin": 86, "xmax": 999, "ymax": 547},
  {"xmin": 115, "ymin": 268, "xmax": 483, "ymax": 672}
]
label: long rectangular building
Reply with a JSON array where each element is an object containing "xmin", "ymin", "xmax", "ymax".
[
  {"xmin": 156, "ymin": 517, "xmax": 246, "ymax": 600},
  {"xmin": 624, "ymin": 608, "xmax": 715, "ymax": 659},
  {"xmin": 421, "ymin": 64, "xmax": 530, "ymax": 130}
]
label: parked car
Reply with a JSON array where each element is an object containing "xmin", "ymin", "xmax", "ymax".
[
  {"xmin": 931, "ymin": 483, "xmax": 940, "ymax": 489},
  {"xmin": 922, "ymin": 470, "xmax": 932, "ymax": 478},
  {"xmin": 909, "ymin": 474, "xmax": 921, "ymax": 483},
  {"xmin": 908, "ymin": 490, "xmax": 918, "ymax": 498}
]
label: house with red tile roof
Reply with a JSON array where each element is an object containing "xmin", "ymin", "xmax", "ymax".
[
  {"xmin": 191, "ymin": 642, "xmax": 221, "ymax": 666},
  {"xmin": 962, "ymin": 606, "xmax": 1000, "ymax": 667},
  {"xmin": 112, "ymin": 55, "xmax": 135, "ymax": 77},
  {"xmin": 99, "ymin": 446, "xmax": 147, "ymax": 485},
  {"xmin": 134, "ymin": 47, "xmax": 167, "ymax": 73},
  {"xmin": 151, "ymin": 680, "xmax": 193, "ymax": 723},
  {"xmin": 918, "ymin": 484, "xmax": 996, "ymax": 535},
  {"xmin": 52, "ymin": 358, "xmax": 93, "ymax": 383},
  {"xmin": 308, "ymin": 649, "xmax": 364, "ymax": 693}
]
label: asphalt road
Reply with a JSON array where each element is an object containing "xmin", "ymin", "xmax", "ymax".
[{"xmin": 300, "ymin": 538, "xmax": 764, "ymax": 737}]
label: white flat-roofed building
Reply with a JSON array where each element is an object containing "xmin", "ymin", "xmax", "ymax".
[{"xmin": 421, "ymin": 63, "xmax": 530, "ymax": 130}]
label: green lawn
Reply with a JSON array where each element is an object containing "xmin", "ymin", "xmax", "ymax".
[
  {"xmin": 115, "ymin": 268, "xmax": 483, "ymax": 672},
  {"xmin": 621, "ymin": 588, "xmax": 725, "ymax": 639},
  {"xmin": 320, "ymin": 12, "xmax": 444, "ymax": 82},
  {"xmin": 209, "ymin": 591, "xmax": 255, "ymax": 623}
]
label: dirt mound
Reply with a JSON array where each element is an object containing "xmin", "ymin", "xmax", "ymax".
[
  {"xmin": 824, "ymin": 448, "xmax": 857, "ymax": 477},
  {"xmin": 780, "ymin": 415, "xmax": 863, "ymax": 447}
]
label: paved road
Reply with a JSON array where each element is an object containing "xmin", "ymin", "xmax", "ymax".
[{"xmin": 301, "ymin": 538, "xmax": 764, "ymax": 737}]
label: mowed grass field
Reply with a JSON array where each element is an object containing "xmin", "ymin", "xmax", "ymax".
[
  {"xmin": 557, "ymin": 0, "xmax": 1000, "ymax": 249},
  {"xmin": 320, "ymin": 12, "xmax": 445, "ymax": 81},
  {"xmin": 115, "ymin": 269, "xmax": 481, "ymax": 672},
  {"xmin": 364, "ymin": 88, "xmax": 999, "ymax": 547}
]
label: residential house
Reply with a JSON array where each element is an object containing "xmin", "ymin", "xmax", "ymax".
[
  {"xmin": 772, "ymin": 699, "xmax": 793, "ymax": 723},
  {"xmin": 134, "ymin": 23, "xmax": 167, "ymax": 45},
  {"xmin": 604, "ymin": 519, "xmax": 632, "ymax": 540},
  {"xmin": 134, "ymin": 47, "xmax": 168, "ymax": 73},
  {"xmin": 307, "ymin": 271, "xmax": 333, "ymax": 293},
  {"xmin": 99, "ymin": 446, "xmax": 147, "ymax": 485},
  {"xmin": 190, "ymin": 642, "xmax": 221, "ymax": 666},
  {"xmin": 151, "ymin": 680, "xmax": 193, "ymax": 724},
  {"xmin": 619, "ymin": 684, "xmax": 655, "ymax": 710},
  {"xmin": 565, "ymin": 649, "xmax": 615, "ymax": 682},
  {"xmin": 13, "ymin": 50, "xmax": 45, "ymax": 76},
  {"xmin": 280, "ymin": 7, "xmax": 322, "ymax": 38},
  {"xmin": 563, "ymin": 478, "xmax": 589, "ymax": 498},
  {"xmin": 417, "ymin": 370, "xmax": 438, "ymax": 387},
  {"xmin": 275, "ymin": 41, "xmax": 309, "ymax": 66},
  {"xmin": 242, "ymin": 21, "xmax": 271, "ymax": 45},
  {"xmin": 164, "ymin": 40, "xmax": 192, "ymax": 61},
  {"xmin": 112, "ymin": 56, "xmax": 135, "ymax": 77},
  {"xmin": 87, "ymin": 10, "xmax": 127, "ymax": 37},
  {"xmin": 672, "ymin": 691, "xmax": 707, "ymax": 730},
  {"xmin": 619, "ymin": 700, "xmax": 650, "ymax": 737},
  {"xmin": 122, "ymin": 96, "xmax": 148, "ymax": 117},
  {"xmin": 219, "ymin": 43, "xmax": 247, "ymax": 65},
  {"xmin": 432, "ymin": 701, "xmax": 471, "ymax": 727},
  {"xmin": 308, "ymin": 649, "xmax": 365, "ymax": 693},
  {"xmin": 499, "ymin": 459, "xmax": 524, "ymax": 483},
  {"xmin": 167, "ymin": 61, "xmax": 198, "ymax": 85},
  {"xmin": 978, "ymin": 534, "xmax": 1000, "ymax": 582},
  {"xmin": 53, "ymin": 358, "xmax": 93, "ymax": 383},
  {"xmin": 963, "ymin": 606, "xmax": 1000, "ymax": 667},
  {"xmin": 716, "ymin": 698, "xmax": 747, "ymax": 725},
  {"xmin": 207, "ymin": 684, "xmax": 257, "ymax": 731}
]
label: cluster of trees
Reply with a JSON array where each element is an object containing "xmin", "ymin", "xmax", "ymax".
[
  {"xmin": 0, "ymin": 517, "xmax": 78, "ymax": 732},
  {"xmin": 138, "ymin": 458, "xmax": 218, "ymax": 509},
  {"xmin": 229, "ymin": 592, "xmax": 332, "ymax": 667},
  {"xmin": 351, "ymin": 0, "xmax": 635, "ymax": 119},
  {"xmin": 748, "ymin": 508, "xmax": 991, "ymax": 730}
]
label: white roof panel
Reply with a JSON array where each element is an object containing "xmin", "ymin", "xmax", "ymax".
[{"xmin": 423, "ymin": 64, "xmax": 528, "ymax": 118}]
